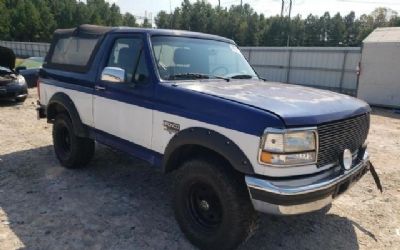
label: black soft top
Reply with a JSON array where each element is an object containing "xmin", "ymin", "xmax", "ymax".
[
  {"xmin": 53, "ymin": 24, "xmax": 113, "ymax": 39},
  {"xmin": 51, "ymin": 24, "xmax": 234, "ymax": 43},
  {"xmin": 44, "ymin": 24, "xmax": 235, "ymax": 73},
  {"xmin": 45, "ymin": 25, "xmax": 113, "ymax": 72}
]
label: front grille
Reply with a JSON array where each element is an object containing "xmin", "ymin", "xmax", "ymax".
[{"xmin": 317, "ymin": 113, "xmax": 370, "ymax": 167}]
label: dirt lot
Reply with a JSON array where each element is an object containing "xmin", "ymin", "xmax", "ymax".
[{"xmin": 0, "ymin": 89, "xmax": 399, "ymax": 250}]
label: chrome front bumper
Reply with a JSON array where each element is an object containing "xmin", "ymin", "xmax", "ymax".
[{"xmin": 245, "ymin": 159, "xmax": 370, "ymax": 215}]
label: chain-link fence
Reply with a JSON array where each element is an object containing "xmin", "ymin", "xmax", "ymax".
[{"xmin": 0, "ymin": 41, "xmax": 50, "ymax": 58}]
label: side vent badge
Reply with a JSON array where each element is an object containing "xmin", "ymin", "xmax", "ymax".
[{"xmin": 163, "ymin": 120, "xmax": 180, "ymax": 134}]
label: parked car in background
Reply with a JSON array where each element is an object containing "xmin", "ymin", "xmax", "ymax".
[
  {"xmin": 0, "ymin": 46, "xmax": 28, "ymax": 103},
  {"xmin": 15, "ymin": 57, "xmax": 44, "ymax": 88}
]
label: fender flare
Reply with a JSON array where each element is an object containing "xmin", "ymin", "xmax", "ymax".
[
  {"xmin": 162, "ymin": 127, "xmax": 255, "ymax": 174},
  {"xmin": 46, "ymin": 92, "xmax": 89, "ymax": 137}
]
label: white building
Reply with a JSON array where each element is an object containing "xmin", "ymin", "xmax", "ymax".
[{"xmin": 357, "ymin": 27, "xmax": 400, "ymax": 108}]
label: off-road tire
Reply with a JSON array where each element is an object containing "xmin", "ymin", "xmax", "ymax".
[
  {"xmin": 173, "ymin": 158, "xmax": 258, "ymax": 250},
  {"xmin": 53, "ymin": 113, "xmax": 94, "ymax": 168}
]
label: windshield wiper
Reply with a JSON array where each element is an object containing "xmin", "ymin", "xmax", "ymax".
[
  {"xmin": 229, "ymin": 74, "xmax": 255, "ymax": 79},
  {"xmin": 168, "ymin": 73, "xmax": 229, "ymax": 82}
]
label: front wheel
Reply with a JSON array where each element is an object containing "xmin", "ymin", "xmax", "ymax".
[
  {"xmin": 173, "ymin": 158, "xmax": 258, "ymax": 250},
  {"xmin": 53, "ymin": 113, "xmax": 94, "ymax": 168}
]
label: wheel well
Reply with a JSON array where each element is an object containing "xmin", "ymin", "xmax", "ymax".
[
  {"xmin": 46, "ymin": 94, "xmax": 89, "ymax": 138},
  {"xmin": 164, "ymin": 144, "xmax": 234, "ymax": 174},
  {"xmin": 47, "ymin": 102, "xmax": 68, "ymax": 122}
]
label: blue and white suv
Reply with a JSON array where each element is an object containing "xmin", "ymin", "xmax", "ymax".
[{"xmin": 37, "ymin": 25, "xmax": 372, "ymax": 249}]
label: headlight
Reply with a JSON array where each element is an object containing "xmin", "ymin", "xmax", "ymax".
[
  {"xmin": 16, "ymin": 75, "xmax": 26, "ymax": 86},
  {"xmin": 259, "ymin": 128, "xmax": 318, "ymax": 166}
]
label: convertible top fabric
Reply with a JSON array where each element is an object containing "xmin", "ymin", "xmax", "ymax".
[
  {"xmin": 53, "ymin": 24, "xmax": 113, "ymax": 39},
  {"xmin": 45, "ymin": 25, "xmax": 113, "ymax": 72}
]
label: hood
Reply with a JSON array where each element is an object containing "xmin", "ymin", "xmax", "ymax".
[
  {"xmin": 178, "ymin": 80, "xmax": 370, "ymax": 126},
  {"xmin": 0, "ymin": 46, "xmax": 16, "ymax": 69}
]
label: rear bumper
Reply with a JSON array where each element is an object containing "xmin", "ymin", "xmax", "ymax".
[{"xmin": 245, "ymin": 159, "xmax": 370, "ymax": 215}]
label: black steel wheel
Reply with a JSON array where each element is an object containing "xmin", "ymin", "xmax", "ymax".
[
  {"xmin": 173, "ymin": 158, "xmax": 258, "ymax": 250},
  {"xmin": 53, "ymin": 113, "xmax": 94, "ymax": 168},
  {"xmin": 187, "ymin": 182, "xmax": 223, "ymax": 231}
]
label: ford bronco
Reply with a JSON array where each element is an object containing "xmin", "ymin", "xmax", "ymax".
[{"xmin": 37, "ymin": 25, "xmax": 375, "ymax": 249}]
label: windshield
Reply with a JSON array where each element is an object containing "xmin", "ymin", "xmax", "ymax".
[{"xmin": 151, "ymin": 36, "xmax": 257, "ymax": 81}]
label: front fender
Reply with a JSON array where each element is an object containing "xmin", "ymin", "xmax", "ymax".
[{"xmin": 163, "ymin": 127, "xmax": 255, "ymax": 174}]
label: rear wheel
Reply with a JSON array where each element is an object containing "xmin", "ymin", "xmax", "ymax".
[
  {"xmin": 53, "ymin": 113, "xmax": 94, "ymax": 168},
  {"xmin": 173, "ymin": 158, "xmax": 258, "ymax": 250}
]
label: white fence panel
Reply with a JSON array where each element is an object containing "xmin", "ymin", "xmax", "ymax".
[{"xmin": 241, "ymin": 47, "xmax": 361, "ymax": 96}]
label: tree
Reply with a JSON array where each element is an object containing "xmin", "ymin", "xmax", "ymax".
[
  {"xmin": 123, "ymin": 13, "xmax": 138, "ymax": 27},
  {"xmin": 329, "ymin": 13, "xmax": 346, "ymax": 46},
  {"xmin": 289, "ymin": 15, "xmax": 305, "ymax": 46},
  {"xmin": 344, "ymin": 11, "xmax": 359, "ymax": 46},
  {"xmin": 0, "ymin": 0, "xmax": 11, "ymax": 40},
  {"xmin": 358, "ymin": 13, "xmax": 375, "ymax": 42},
  {"xmin": 141, "ymin": 18, "xmax": 152, "ymax": 28},
  {"xmin": 0, "ymin": 0, "xmax": 397, "ymax": 46},
  {"xmin": 371, "ymin": 7, "xmax": 398, "ymax": 27},
  {"xmin": 155, "ymin": 11, "xmax": 171, "ymax": 29},
  {"xmin": 10, "ymin": 0, "xmax": 41, "ymax": 41},
  {"xmin": 74, "ymin": 1, "xmax": 90, "ymax": 26},
  {"xmin": 180, "ymin": 0, "xmax": 192, "ymax": 30},
  {"xmin": 304, "ymin": 14, "xmax": 321, "ymax": 46},
  {"xmin": 246, "ymin": 13, "xmax": 260, "ymax": 46},
  {"xmin": 48, "ymin": 0, "xmax": 76, "ymax": 28},
  {"xmin": 33, "ymin": 0, "xmax": 57, "ymax": 41},
  {"xmin": 107, "ymin": 3, "xmax": 123, "ymax": 26}
]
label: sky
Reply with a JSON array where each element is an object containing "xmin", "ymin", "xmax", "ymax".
[{"xmin": 107, "ymin": 0, "xmax": 400, "ymax": 23}]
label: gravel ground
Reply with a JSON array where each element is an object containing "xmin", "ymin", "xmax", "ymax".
[{"xmin": 0, "ymin": 89, "xmax": 399, "ymax": 250}]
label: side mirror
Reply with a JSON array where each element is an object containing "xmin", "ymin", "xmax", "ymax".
[
  {"xmin": 15, "ymin": 66, "xmax": 27, "ymax": 73},
  {"xmin": 101, "ymin": 67, "xmax": 126, "ymax": 83}
]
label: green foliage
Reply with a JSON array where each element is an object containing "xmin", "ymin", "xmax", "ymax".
[
  {"xmin": 123, "ymin": 13, "xmax": 137, "ymax": 27},
  {"xmin": 0, "ymin": 0, "xmax": 399, "ymax": 46},
  {"xmin": 0, "ymin": 0, "xmax": 11, "ymax": 40},
  {"xmin": 154, "ymin": 11, "xmax": 171, "ymax": 29},
  {"xmin": 155, "ymin": 1, "xmax": 400, "ymax": 47},
  {"xmin": 1, "ymin": 0, "xmax": 138, "ymax": 42},
  {"xmin": 141, "ymin": 18, "xmax": 152, "ymax": 28}
]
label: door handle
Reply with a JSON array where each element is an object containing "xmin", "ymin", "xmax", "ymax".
[{"xmin": 95, "ymin": 85, "xmax": 106, "ymax": 91}]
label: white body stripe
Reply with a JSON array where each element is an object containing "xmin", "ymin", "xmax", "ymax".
[
  {"xmin": 40, "ymin": 83, "xmax": 327, "ymax": 177},
  {"xmin": 93, "ymin": 95, "xmax": 153, "ymax": 149},
  {"xmin": 39, "ymin": 83, "xmax": 94, "ymax": 126}
]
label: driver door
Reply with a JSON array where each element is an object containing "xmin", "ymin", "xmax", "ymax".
[{"xmin": 93, "ymin": 35, "xmax": 153, "ymax": 150}]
